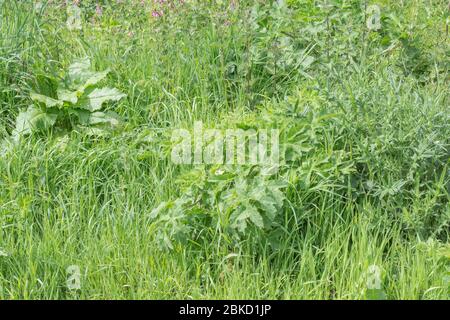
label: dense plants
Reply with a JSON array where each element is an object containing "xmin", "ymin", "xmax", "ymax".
[
  {"xmin": 12, "ymin": 58, "xmax": 126, "ymax": 140},
  {"xmin": 0, "ymin": 0, "xmax": 448, "ymax": 300}
]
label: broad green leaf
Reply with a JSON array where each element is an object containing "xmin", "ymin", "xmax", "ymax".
[
  {"xmin": 82, "ymin": 87, "xmax": 126, "ymax": 112},
  {"xmin": 257, "ymin": 195, "xmax": 278, "ymax": 219},
  {"xmin": 57, "ymin": 88, "xmax": 78, "ymax": 104},
  {"xmin": 247, "ymin": 205, "xmax": 264, "ymax": 229},
  {"xmin": 234, "ymin": 204, "xmax": 264, "ymax": 232},
  {"xmin": 67, "ymin": 58, "xmax": 110, "ymax": 92},
  {"xmin": 75, "ymin": 111, "xmax": 122, "ymax": 136},
  {"xmin": 71, "ymin": 109, "xmax": 90, "ymax": 125},
  {"xmin": 89, "ymin": 111, "xmax": 121, "ymax": 127},
  {"xmin": 68, "ymin": 57, "xmax": 92, "ymax": 84},
  {"xmin": 30, "ymin": 92, "xmax": 63, "ymax": 108},
  {"xmin": 81, "ymin": 69, "xmax": 110, "ymax": 90},
  {"xmin": 13, "ymin": 105, "xmax": 57, "ymax": 137}
]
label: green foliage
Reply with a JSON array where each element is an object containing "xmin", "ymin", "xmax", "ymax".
[
  {"xmin": 0, "ymin": 0, "xmax": 448, "ymax": 300},
  {"xmin": 12, "ymin": 58, "xmax": 126, "ymax": 140},
  {"xmin": 150, "ymin": 165, "xmax": 288, "ymax": 250},
  {"xmin": 149, "ymin": 96, "xmax": 354, "ymax": 250}
]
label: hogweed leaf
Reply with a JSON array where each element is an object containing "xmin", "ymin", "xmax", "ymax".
[
  {"xmin": 71, "ymin": 109, "xmax": 90, "ymax": 126},
  {"xmin": 247, "ymin": 205, "xmax": 264, "ymax": 229},
  {"xmin": 150, "ymin": 202, "xmax": 168, "ymax": 220}
]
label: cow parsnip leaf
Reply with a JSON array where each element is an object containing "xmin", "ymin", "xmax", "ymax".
[
  {"xmin": 233, "ymin": 204, "xmax": 264, "ymax": 232},
  {"xmin": 70, "ymin": 109, "xmax": 90, "ymax": 125},
  {"xmin": 247, "ymin": 205, "xmax": 264, "ymax": 229},
  {"xmin": 12, "ymin": 57, "xmax": 125, "ymax": 141}
]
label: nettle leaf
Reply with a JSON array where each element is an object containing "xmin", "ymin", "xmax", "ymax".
[
  {"xmin": 80, "ymin": 87, "xmax": 126, "ymax": 112},
  {"xmin": 13, "ymin": 105, "xmax": 57, "ymax": 138},
  {"xmin": 30, "ymin": 92, "xmax": 63, "ymax": 108}
]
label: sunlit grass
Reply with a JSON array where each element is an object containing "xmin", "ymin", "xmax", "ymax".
[{"xmin": 0, "ymin": 0, "xmax": 448, "ymax": 300}]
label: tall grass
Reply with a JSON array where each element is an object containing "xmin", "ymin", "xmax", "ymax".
[{"xmin": 0, "ymin": 0, "xmax": 448, "ymax": 299}]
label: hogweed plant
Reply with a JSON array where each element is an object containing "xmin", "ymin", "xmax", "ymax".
[{"xmin": 150, "ymin": 99, "xmax": 354, "ymax": 250}]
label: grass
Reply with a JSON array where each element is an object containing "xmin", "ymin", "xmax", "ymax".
[{"xmin": 0, "ymin": 0, "xmax": 449, "ymax": 300}]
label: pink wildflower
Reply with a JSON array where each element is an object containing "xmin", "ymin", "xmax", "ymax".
[{"xmin": 151, "ymin": 10, "xmax": 163, "ymax": 18}]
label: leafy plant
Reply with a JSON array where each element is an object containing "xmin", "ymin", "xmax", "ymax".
[
  {"xmin": 149, "ymin": 165, "xmax": 288, "ymax": 250},
  {"xmin": 149, "ymin": 94, "xmax": 354, "ymax": 250},
  {"xmin": 12, "ymin": 57, "xmax": 126, "ymax": 140}
]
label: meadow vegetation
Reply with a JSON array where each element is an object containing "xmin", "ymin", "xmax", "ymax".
[{"xmin": 0, "ymin": 0, "xmax": 448, "ymax": 299}]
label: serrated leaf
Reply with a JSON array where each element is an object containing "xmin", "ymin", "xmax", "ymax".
[
  {"xmin": 247, "ymin": 205, "xmax": 264, "ymax": 229},
  {"xmin": 150, "ymin": 202, "xmax": 167, "ymax": 220},
  {"xmin": 234, "ymin": 205, "xmax": 264, "ymax": 231},
  {"xmin": 30, "ymin": 93, "xmax": 63, "ymax": 108},
  {"xmin": 258, "ymin": 195, "xmax": 278, "ymax": 219}
]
